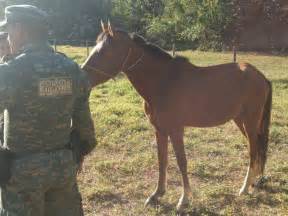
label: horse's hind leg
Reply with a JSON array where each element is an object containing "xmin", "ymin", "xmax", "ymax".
[
  {"xmin": 234, "ymin": 115, "xmax": 247, "ymax": 138},
  {"xmin": 239, "ymin": 135, "xmax": 258, "ymax": 195},
  {"xmin": 170, "ymin": 127, "xmax": 191, "ymax": 212},
  {"xmin": 145, "ymin": 130, "xmax": 168, "ymax": 206},
  {"xmin": 239, "ymin": 112, "xmax": 262, "ymax": 195},
  {"xmin": 234, "ymin": 115, "xmax": 256, "ymax": 195}
]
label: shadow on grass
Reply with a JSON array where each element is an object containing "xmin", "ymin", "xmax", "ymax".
[
  {"xmin": 154, "ymin": 201, "xmax": 175, "ymax": 215},
  {"xmin": 261, "ymin": 184, "xmax": 288, "ymax": 195},
  {"xmin": 210, "ymin": 192, "xmax": 236, "ymax": 204},
  {"xmin": 272, "ymin": 79, "xmax": 288, "ymax": 88},
  {"xmin": 87, "ymin": 191, "xmax": 128, "ymax": 205},
  {"xmin": 212, "ymin": 184, "xmax": 284, "ymax": 208},
  {"xmin": 246, "ymin": 193, "xmax": 281, "ymax": 208},
  {"xmin": 185, "ymin": 207, "xmax": 220, "ymax": 216},
  {"xmin": 154, "ymin": 201, "xmax": 220, "ymax": 216},
  {"xmin": 148, "ymin": 183, "xmax": 286, "ymax": 215},
  {"xmin": 192, "ymin": 165, "xmax": 226, "ymax": 183}
]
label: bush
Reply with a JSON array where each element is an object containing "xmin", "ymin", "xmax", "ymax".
[
  {"xmin": 1, "ymin": 0, "xmax": 234, "ymax": 50},
  {"xmin": 146, "ymin": 0, "xmax": 234, "ymax": 50}
]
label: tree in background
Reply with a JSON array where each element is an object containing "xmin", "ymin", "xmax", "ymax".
[
  {"xmin": 1, "ymin": 0, "xmax": 112, "ymax": 40},
  {"xmin": 112, "ymin": 0, "xmax": 164, "ymax": 33},
  {"xmin": 146, "ymin": 0, "xmax": 234, "ymax": 50},
  {"xmin": 112, "ymin": 0, "xmax": 234, "ymax": 50},
  {"xmin": 0, "ymin": 0, "xmax": 235, "ymax": 50},
  {"xmin": 45, "ymin": 0, "xmax": 112, "ymax": 39}
]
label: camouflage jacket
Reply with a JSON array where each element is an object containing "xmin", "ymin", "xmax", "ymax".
[{"xmin": 0, "ymin": 42, "xmax": 96, "ymax": 155}]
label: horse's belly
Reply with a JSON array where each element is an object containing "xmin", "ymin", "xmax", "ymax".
[
  {"xmin": 177, "ymin": 99, "xmax": 242, "ymax": 127},
  {"xmin": 183, "ymin": 115, "xmax": 232, "ymax": 127},
  {"xmin": 164, "ymin": 71, "xmax": 247, "ymax": 128}
]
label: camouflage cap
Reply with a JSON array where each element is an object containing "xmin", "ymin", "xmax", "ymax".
[{"xmin": 0, "ymin": 5, "xmax": 47, "ymax": 28}]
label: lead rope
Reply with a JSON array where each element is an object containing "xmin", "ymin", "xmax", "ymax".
[
  {"xmin": 83, "ymin": 47, "xmax": 144, "ymax": 79},
  {"xmin": 82, "ymin": 64, "xmax": 116, "ymax": 80},
  {"xmin": 121, "ymin": 48, "xmax": 144, "ymax": 72},
  {"xmin": 120, "ymin": 48, "xmax": 132, "ymax": 72},
  {"xmin": 126, "ymin": 52, "xmax": 144, "ymax": 71}
]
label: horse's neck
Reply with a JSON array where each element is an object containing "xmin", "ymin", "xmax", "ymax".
[{"xmin": 124, "ymin": 56, "xmax": 168, "ymax": 105}]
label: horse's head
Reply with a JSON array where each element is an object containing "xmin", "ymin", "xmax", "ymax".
[{"xmin": 82, "ymin": 21, "xmax": 135, "ymax": 87}]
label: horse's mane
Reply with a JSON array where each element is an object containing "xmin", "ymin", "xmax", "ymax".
[
  {"xmin": 129, "ymin": 32, "xmax": 173, "ymax": 60},
  {"xmin": 116, "ymin": 30, "xmax": 191, "ymax": 63}
]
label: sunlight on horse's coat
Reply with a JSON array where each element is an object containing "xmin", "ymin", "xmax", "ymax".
[
  {"xmin": 82, "ymin": 23, "xmax": 272, "ymax": 213},
  {"xmin": 82, "ymin": 41, "xmax": 104, "ymax": 68},
  {"xmin": 94, "ymin": 40, "xmax": 104, "ymax": 53}
]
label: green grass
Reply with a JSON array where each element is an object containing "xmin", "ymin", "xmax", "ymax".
[{"xmin": 59, "ymin": 46, "xmax": 288, "ymax": 216}]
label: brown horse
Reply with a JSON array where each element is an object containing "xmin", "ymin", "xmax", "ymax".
[{"xmin": 82, "ymin": 22, "xmax": 272, "ymax": 212}]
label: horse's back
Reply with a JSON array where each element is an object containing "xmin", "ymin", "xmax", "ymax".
[
  {"xmin": 163, "ymin": 62, "xmax": 268, "ymax": 127},
  {"xmin": 177, "ymin": 62, "xmax": 268, "ymax": 92}
]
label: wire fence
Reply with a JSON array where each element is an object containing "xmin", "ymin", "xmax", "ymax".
[
  {"xmin": 48, "ymin": 39, "xmax": 96, "ymax": 57},
  {"xmin": 47, "ymin": 39, "xmax": 239, "ymax": 62}
]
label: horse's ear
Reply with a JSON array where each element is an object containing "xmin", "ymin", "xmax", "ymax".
[
  {"xmin": 108, "ymin": 20, "xmax": 114, "ymax": 37},
  {"xmin": 101, "ymin": 19, "xmax": 106, "ymax": 32}
]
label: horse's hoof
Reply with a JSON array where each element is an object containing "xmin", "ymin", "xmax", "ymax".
[
  {"xmin": 176, "ymin": 195, "xmax": 190, "ymax": 213},
  {"xmin": 253, "ymin": 176, "xmax": 269, "ymax": 188},
  {"xmin": 239, "ymin": 187, "xmax": 249, "ymax": 196},
  {"xmin": 144, "ymin": 196, "xmax": 158, "ymax": 208},
  {"xmin": 176, "ymin": 203, "xmax": 189, "ymax": 214},
  {"xmin": 144, "ymin": 189, "xmax": 165, "ymax": 208}
]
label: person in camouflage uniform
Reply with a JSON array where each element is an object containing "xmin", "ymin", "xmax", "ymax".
[
  {"xmin": 0, "ymin": 5, "xmax": 97, "ymax": 216},
  {"xmin": 0, "ymin": 32, "xmax": 10, "ymax": 145},
  {"xmin": 0, "ymin": 32, "xmax": 10, "ymax": 62}
]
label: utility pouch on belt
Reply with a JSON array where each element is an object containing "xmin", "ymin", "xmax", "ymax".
[
  {"xmin": 0, "ymin": 148, "xmax": 13, "ymax": 186},
  {"xmin": 68, "ymin": 129, "xmax": 83, "ymax": 165}
]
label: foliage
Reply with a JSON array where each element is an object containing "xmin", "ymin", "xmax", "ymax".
[
  {"xmin": 0, "ymin": 0, "xmax": 234, "ymax": 50},
  {"xmin": 147, "ymin": 0, "xmax": 234, "ymax": 50},
  {"xmin": 111, "ymin": 0, "xmax": 165, "ymax": 33}
]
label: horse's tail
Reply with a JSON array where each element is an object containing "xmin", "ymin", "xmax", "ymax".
[{"xmin": 257, "ymin": 80, "xmax": 272, "ymax": 175}]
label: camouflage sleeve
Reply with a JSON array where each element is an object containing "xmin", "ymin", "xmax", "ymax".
[
  {"xmin": 0, "ymin": 63, "xmax": 16, "ymax": 111},
  {"xmin": 72, "ymin": 70, "xmax": 97, "ymax": 156}
]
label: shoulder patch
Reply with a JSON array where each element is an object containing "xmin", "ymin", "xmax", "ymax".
[{"xmin": 39, "ymin": 77, "xmax": 72, "ymax": 97}]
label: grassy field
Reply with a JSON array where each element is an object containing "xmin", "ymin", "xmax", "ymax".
[{"xmin": 59, "ymin": 46, "xmax": 288, "ymax": 216}]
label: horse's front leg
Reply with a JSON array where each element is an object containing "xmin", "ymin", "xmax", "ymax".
[
  {"xmin": 145, "ymin": 130, "xmax": 168, "ymax": 206},
  {"xmin": 170, "ymin": 127, "xmax": 191, "ymax": 213}
]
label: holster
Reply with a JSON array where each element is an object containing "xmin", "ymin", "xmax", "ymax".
[
  {"xmin": 67, "ymin": 130, "xmax": 83, "ymax": 165},
  {"xmin": 0, "ymin": 148, "xmax": 13, "ymax": 187}
]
